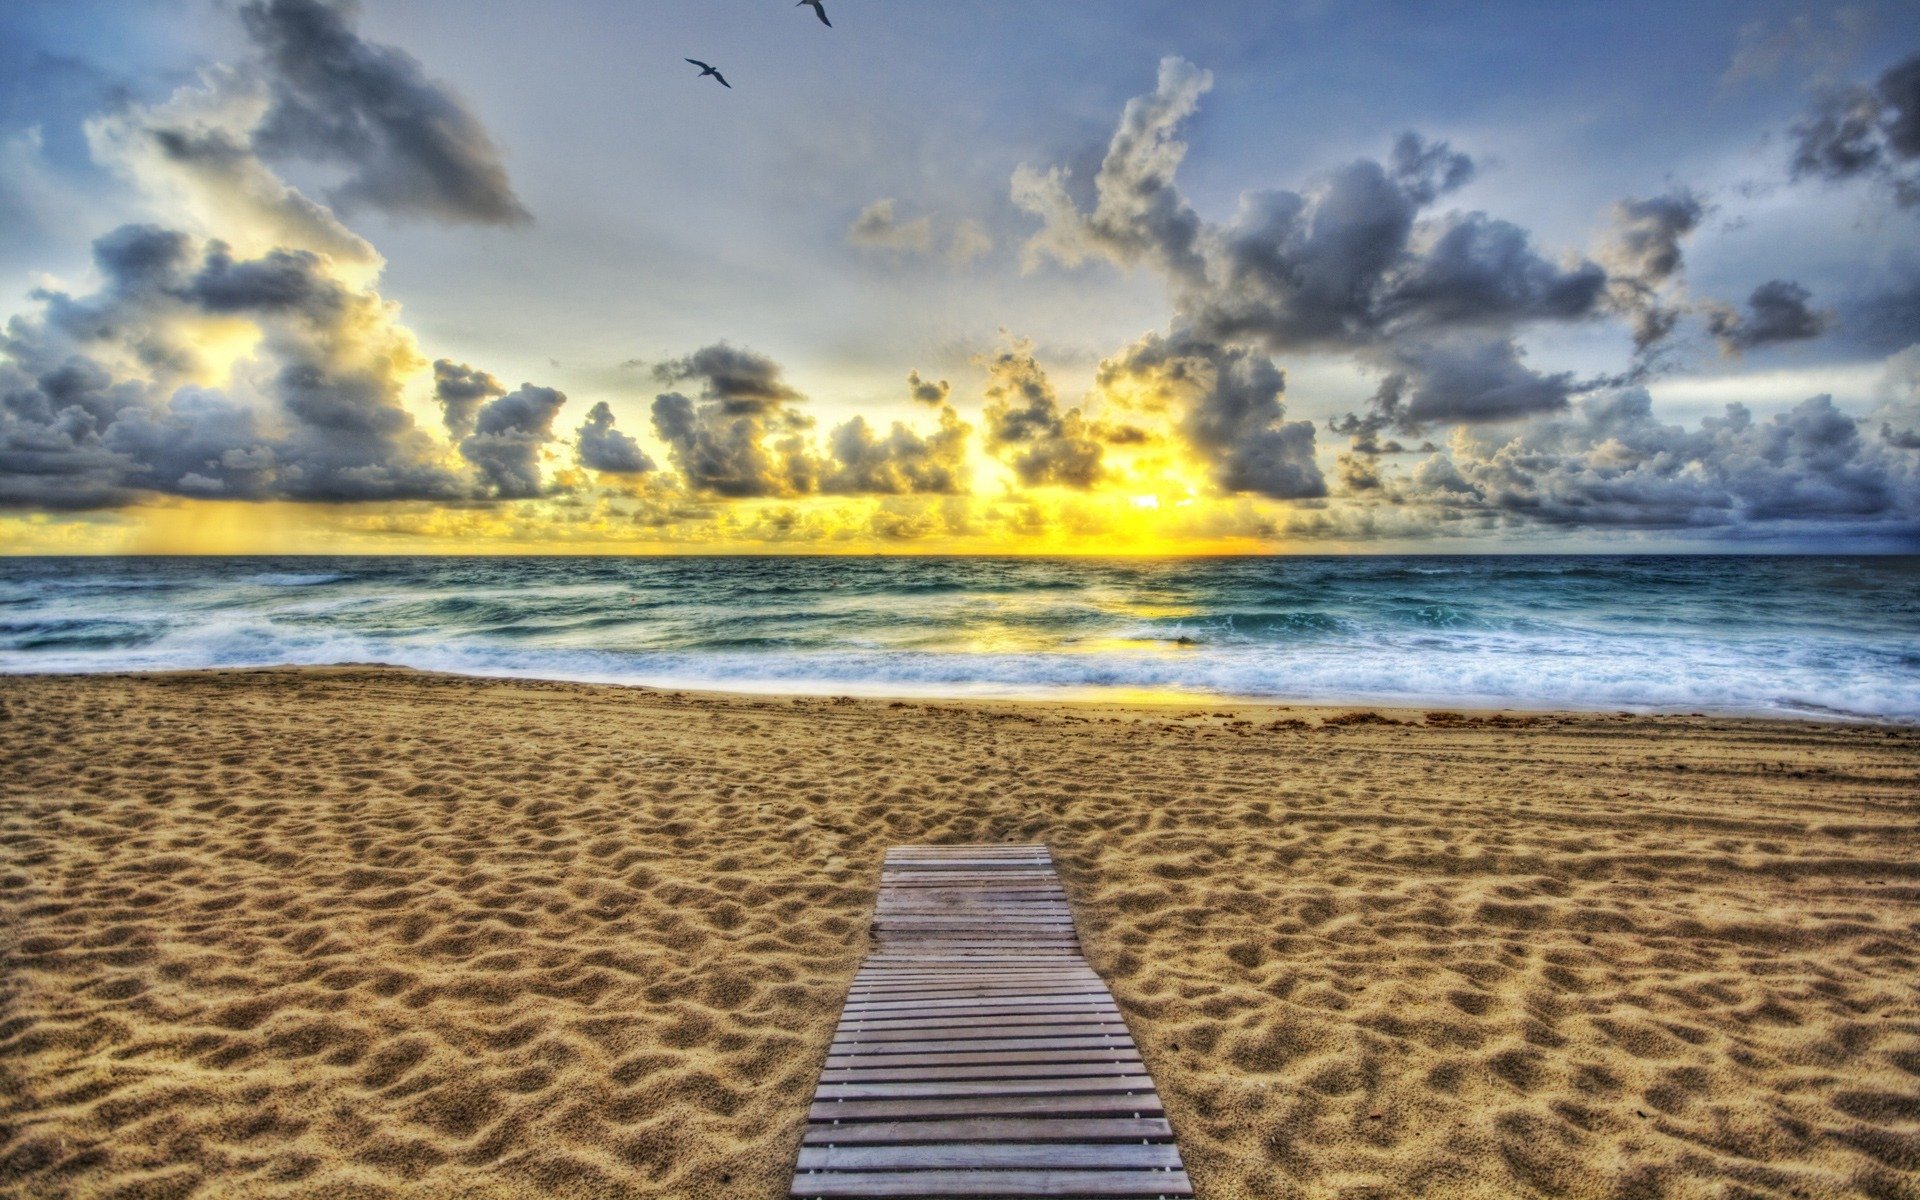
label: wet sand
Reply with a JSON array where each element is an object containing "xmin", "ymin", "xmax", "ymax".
[{"xmin": 2, "ymin": 667, "xmax": 1917, "ymax": 1199}]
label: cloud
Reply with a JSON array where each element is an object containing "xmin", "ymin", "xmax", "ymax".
[
  {"xmin": 649, "ymin": 344, "xmax": 817, "ymax": 498},
  {"xmin": 1871, "ymin": 344, "xmax": 1920, "ymax": 449},
  {"xmin": 1014, "ymin": 58, "xmax": 1606, "ymax": 356},
  {"xmin": 459, "ymin": 383, "xmax": 566, "ymax": 499},
  {"xmin": 906, "ymin": 370, "xmax": 950, "ymax": 405},
  {"xmin": 652, "ymin": 342, "xmax": 805, "ymax": 415},
  {"xmin": 850, "ymin": 200, "xmax": 995, "ymax": 264},
  {"xmin": 0, "ymin": 224, "xmax": 472, "ymax": 509},
  {"xmin": 1788, "ymin": 53, "xmax": 1920, "ymax": 208},
  {"xmin": 849, "ymin": 198, "xmax": 934, "ymax": 254},
  {"xmin": 1598, "ymin": 190, "xmax": 1706, "ymax": 352},
  {"xmin": 85, "ymin": 68, "xmax": 381, "ymax": 274},
  {"xmin": 647, "ymin": 342, "xmax": 963, "ymax": 498},
  {"xmin": 239, "ymin": 0, "xmax": 529, "ymax": 225},
  {"xmin": 980, "ymin": 340, "xmax": 1104, "ymax": 488},
  {"xmin": 432, "ymin": 358, "xmax": 504, "ymax": 439},
  {"xmin": 1097, "ymin": 332, "xmax": 1324, "ymax": 499},
  {"xmin": 1011, "ymin": 56, "xmax": 1212, "ymax": 280},
  {"xmin": 1705, "ymin": 280, "xmax": 1834, "ymax": 354},
  {"xmin": 1358, "ymin": 386, "xmax": 1919, "ymax": 535},
  {"xmin": 575, "ymin": 400, "xmax": 655, "ymax": 474},
  {"xmin": 823, "ymin": 405, "xmax": 969, "ymax": 495}
]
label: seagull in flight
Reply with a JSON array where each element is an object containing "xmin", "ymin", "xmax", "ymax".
[
  {"xmin": 685, "ymin": 58, "xmax": 731, "ymax": 88},
  {"xmin": 798, "ymin": 0, "xmax": 831, "ymax": 27}
]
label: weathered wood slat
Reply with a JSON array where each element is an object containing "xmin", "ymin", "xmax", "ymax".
[
  {"xmin": 814, "ymin": 1074, "xmax": 1155, "ymax": 1101},
  {"xmin": 796, "ymin": 1143, "xmax": 1184, "ymax": 1171},
  {"xmin": 788, "ymin": 844, "xmax": 1188, "ymax": 1200},
  {"xmin": 822, "ymin": 1062, "xmax": 1149, "ymax": 1084},
  {"xmin": 788, "ymin": 1168, "xmax": 1193, "ymax": 1198},
  {"xmin": 823, "ymin": 1048, "xmax": 1144, "ymax": 1071},
  {"xmin": 808, "ymin": 1091, "xmax": 1166, "ymax": 1121}
]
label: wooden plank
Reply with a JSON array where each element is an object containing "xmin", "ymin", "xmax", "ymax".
[
  {"xmin": 787, "ymin": 1168, "xmax": 1192, "ymax": 1197},
  {"xmin": 808, "ymin": 1091, "xmax": 1164, "ymax": 1122},
  {"xmin": 824, "ymin": 1048, "xmax": 1143, "ymax": 1070},
  {"xmin": 845, "ymin": 991, "xmax": 1112, "ymax": 1014},
  {"xmin": 837, "ymin": 1011, "xmax": 1123, "ymax": 1035},
  {"xmin": 833, "ymin": 1021, "xmax": 1128, "ymax": 1044},
  {"xmin": 800, "ymin": 1117, "xmax": 1171, "ymax": 1146},
  {"xmin": 795, "ymin": 1143, "xmax": 1184, "ymax": 1171},
  {"xmin": 813, "ymin": 1074, "xmax": 1155, "ymax": 1101},
  {"xmin": 822, "ymin": 1062, "xmax": 1149, "ymax": 1084}
]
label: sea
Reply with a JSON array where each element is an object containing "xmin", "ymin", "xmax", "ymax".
[{"xmin": 1, "ymin": 555, "xmax": 1916, "ymax": 721}]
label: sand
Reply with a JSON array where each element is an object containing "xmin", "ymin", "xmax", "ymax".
[{"xmin": 1, "ymin": 667, "xmax": 1917, "ymax": 1200}]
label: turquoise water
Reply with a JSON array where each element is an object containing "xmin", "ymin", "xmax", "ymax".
[{"xmin": 1, "ymin": 556, "xmax": 1916, "ymax": 719}]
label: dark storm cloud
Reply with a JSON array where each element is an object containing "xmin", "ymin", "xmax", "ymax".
[
  {"xmin": 460, "ymin": 383, "xmax": 566, "ymax": 499},
  {"xmin": 575, "ymin": 400, "xmax": 655, "ymax": 475},
  {"xmin": 0, "ymin": 223, "xmax": 478, "ymax": 509},
  {"xmin": 432, "ymin": 358, "xmax": 505, "ymax": 439},
  {"xmin": 980, "ymin": 343, "xmax": 1103, "ymax": 489},
  {"xmin": 1098, "ymin": 332, "xmax": 1324, "ymax": 500},
  {"xmin": 1705, "ymin": 280, "xmax": 1834, "ymax": 354},
  {"xmin": 240, "ymin": 0, "xmax": 530, "ymax": 224},
  {"xmin": 1789, "ymin": 53, "xmax": 1920, "ymax": 208}
]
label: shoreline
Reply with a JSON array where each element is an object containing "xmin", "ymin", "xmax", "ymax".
[{"xmin": 3, "ymin": 661, "xmax": 1910, "ymax": 727}]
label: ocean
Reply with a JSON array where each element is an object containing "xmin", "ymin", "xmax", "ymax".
[{"xmin": 1, "ymin": 555, "xmax": 1916, "ymax": 720}]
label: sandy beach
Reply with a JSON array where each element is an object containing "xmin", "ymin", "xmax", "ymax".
[{"xmin": 2, "ymin": 666, "xmax": 1917, "ymax": 1199}]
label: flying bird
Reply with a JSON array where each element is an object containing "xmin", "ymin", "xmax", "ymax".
[
  {"xmin": 685, "ymin": 58, "xmax": 731, "ymax": 88},
  {"xmin": 798, "ymin": 0, "xmax": 831, "ymax": 27}
]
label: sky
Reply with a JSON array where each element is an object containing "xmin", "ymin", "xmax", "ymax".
[{"xmin": 1, "ymin": 0, "xmax": 1918, "ymax": 554}]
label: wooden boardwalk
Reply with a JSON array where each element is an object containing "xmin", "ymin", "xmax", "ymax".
[{"xmin": 789, "ymin": 844, "xmax": 1192, "ymax": 1199}]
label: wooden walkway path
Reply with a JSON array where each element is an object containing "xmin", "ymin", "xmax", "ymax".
[{"xmin": 789, "ymin": 844, "xmax": 1192, "ymax": 1199}]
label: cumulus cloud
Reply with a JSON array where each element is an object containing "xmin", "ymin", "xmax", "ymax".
[
  {"xmin": 1599, "ymin": 190, "xmax": 1706, "ymax": 352},
  {"xmin": 1356, "ymin": 386, "xmax": 1919, "ymax": 536},
  {"xmin": 432, "ymin": 358, "xmax": 503, "ymax": 439},
  {"xmin": 240, "ymin": 0, "xmax": 529, "ymax": 224},
  {"xmin": 649, "ymin": 344, "xmax": 817, "ymax": 498},
  {"xmin": 0, "ymin": 224, "xmax": 470, "ymax": 508},
  {"xmin": 460, "ymin": 383, "xmax": 566, "ymax": 499},
  {"xmin": 1871, "ymin": 344, "xmax": 1920, "ymax": 449},
  {"xmin": 85, "ymin": 69, "xmax": 381, "ymax": 275},
  {"xmin": 1705, "ymin": 280, "xmax": 1834, "ymax": 354},
  {"xmin": 575, "ymin": 400, "xmax": 655, "ymax": 474},
  {"xmin": 980, "ymin": 341, "xmax": 1103, "ymax": 488},
  {"xmin": 647, "ymin": 342, "xmax": 965, "ymax": 498},
  {"xmin": 1014, "ymin": 58, "xmax": 1605, "ymax": 356},
  {"xmin": 1097, "ymin": 333, "xmax": 1324, "ymax": 499},
  {"xmin": 823, "ymin": 405, "xmax": 969, "ymax": 495},
  {"xmin": 907, "ymin": 370, "xmax": 950, "ymax": 405},
  {"xmin": 1011, "ymin": 56, "xmax": 1212, "ymax": 280},
  {"xmin": 1789, "ymin": 53, "xmax": 1920, "ymax": 208}
]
